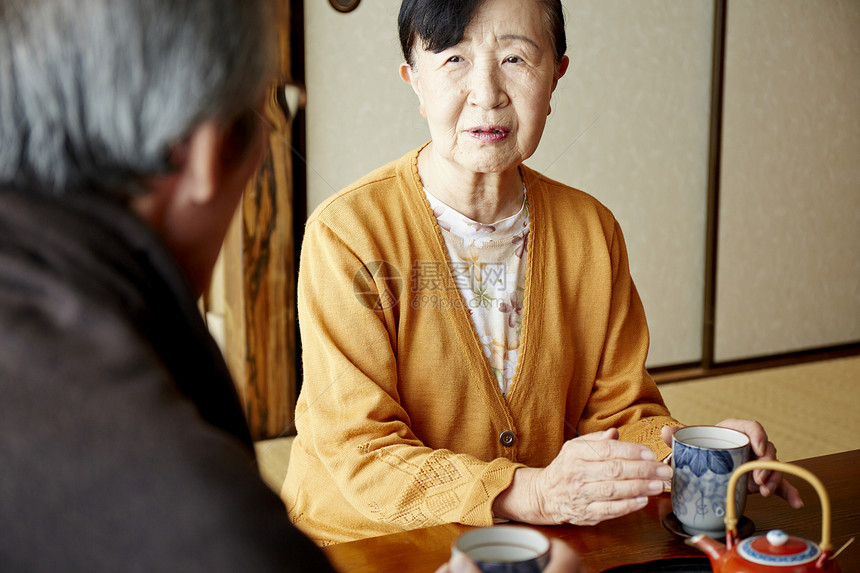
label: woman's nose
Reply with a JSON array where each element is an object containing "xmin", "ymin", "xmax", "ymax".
[{"xmin": 467, "ymin": 65, "xmax": 508, "ymax": 109}]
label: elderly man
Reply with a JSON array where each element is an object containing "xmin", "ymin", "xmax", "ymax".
[{"xmin": 0, "ymin": 0, "xmax": 334, "ymax": 571}]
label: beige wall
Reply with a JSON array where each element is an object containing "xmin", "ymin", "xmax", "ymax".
[
  {"xmin": 715, "ymin": 0, "xmax": 860, "ymax": 361},
  {"xmin": 304, "ymin": 2, "xmax": 427, "ymax": 207},
  {"xmin": 530, "ymin": 1, "xmax": 714, "ymax": 367},
  {"xmin": 302, "ymin": 0, "xmax": 860, "ymax": 368}
]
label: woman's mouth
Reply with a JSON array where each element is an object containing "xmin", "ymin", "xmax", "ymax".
[{"xmin": 468, "ymin": 126, "xmax": 510, "ymax": 143}]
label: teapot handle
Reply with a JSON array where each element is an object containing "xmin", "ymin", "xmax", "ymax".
[{"xmin": 725, "ymin": 460, "xmax": 832, "ymax": 551}]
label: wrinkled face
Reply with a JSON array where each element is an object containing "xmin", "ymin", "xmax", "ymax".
[{"xmin": 404, "ymin": 0, "xmax": 567, "ymax": 176}]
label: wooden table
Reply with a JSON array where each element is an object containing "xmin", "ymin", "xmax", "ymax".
[{"xmin": 324, "ymin": 449, "xmax": 860, "ymax": 572}]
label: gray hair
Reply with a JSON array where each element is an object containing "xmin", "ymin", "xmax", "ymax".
[{"xmin": 0, "ymin": 0, "xmax": 276, "ymax": 197}]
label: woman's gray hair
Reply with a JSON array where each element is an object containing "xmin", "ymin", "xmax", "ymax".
[{"xmin": 0, "ymin": 0, "xmax": 276, "ymax": 197}]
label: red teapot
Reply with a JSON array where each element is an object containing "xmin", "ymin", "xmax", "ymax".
[{"xmin": 686, "ymin": 460, "xmax": 844, "ymax": 572}]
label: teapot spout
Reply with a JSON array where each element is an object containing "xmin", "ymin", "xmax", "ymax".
[{"xmin": 686, "ymin": 533, "xmax": 727, "ymax": 569}]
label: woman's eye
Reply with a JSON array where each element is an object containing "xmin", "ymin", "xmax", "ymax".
[
  {"xmin": 504, "ymin": 56, "xmax": 523, "ymax": 64},
  {"xmin": 446, "ymin": 55, "xmax": 464, "ymax": 63}
]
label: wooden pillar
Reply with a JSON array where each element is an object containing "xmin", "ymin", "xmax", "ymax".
[{"xmin": 207, "ymin": 1, "xmax": 298, "ymax": 441}]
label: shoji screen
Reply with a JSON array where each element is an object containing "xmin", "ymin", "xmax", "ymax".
[
  {"xmin": 530, "ymin": 1, "xmax": 715, "ymax": 367},
  {"xmin": 714, "ymin": 0, "xmax": 860, "ymax": 361}
]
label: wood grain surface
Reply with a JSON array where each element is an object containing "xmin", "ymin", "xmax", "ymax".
[
  {"xmin": 323, "ymin": 450, "xmax": 860, "ymax": 572},
  {"xmin": 216, "ymin": 1, "xmax": 299, "ymax": 441}
]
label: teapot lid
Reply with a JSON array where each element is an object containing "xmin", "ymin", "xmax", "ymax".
[{"xmin": 737, "ymin": 530, "xmax": 821, "ymax": 566}]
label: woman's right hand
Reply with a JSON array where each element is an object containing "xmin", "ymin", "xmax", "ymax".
[{"xmin": 492, "ymin": 429, "xmax": 672, "ymax": 525}]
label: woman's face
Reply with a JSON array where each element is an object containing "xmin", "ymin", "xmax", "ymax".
[{"xmin": 401, "ymin": 0, "xmax": 568, "ymax": 177}]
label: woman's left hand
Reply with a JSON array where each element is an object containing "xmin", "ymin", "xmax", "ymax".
[{"xmin": 662, "ymin": 419, "xmax": 804, "ymax": 509}]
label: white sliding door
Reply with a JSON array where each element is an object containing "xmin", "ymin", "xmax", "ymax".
[{"xmin": 715, "ymin": 0, "xmax": 860, "ymax": 361}]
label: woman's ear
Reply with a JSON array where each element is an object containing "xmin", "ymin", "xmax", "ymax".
[
  {"xmin": 399, "ymin": 61, "xmax": 415, "ymax": 87},
  {"xmin": 548, "ymin": 56, "xmax": 570, "ymax": 115},
  {"xmin": 399, "ymin": 62, "xmax": 426, "ymax": 118},
  {"xmin": 552, "ymin": 55, "xmax": 570, "ymax": 91}
]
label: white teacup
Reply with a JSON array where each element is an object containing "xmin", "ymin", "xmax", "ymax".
[
  {"xmin": 671, "ymin": 426, "xmax": 751, "ymax": 537},
  {"xmin": 453, "ymin": 526, "xmax": 550, "ymax": 573}
]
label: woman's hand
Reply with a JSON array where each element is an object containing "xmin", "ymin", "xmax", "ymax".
[
  {"xmin": 492, "ymin": 429, "xmax": 672, "ymax": 526},
  {"xmin": 434, "ymin": 539, "xmax": 580, "ymax": 573},
  {"xmin": 661, "ymin": 419, "xmax": 804, "ymax": 509}
]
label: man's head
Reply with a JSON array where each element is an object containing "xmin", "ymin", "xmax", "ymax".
[{"xmin": 0, "ymin": 0, "xmax": 277, "ymax": 292}]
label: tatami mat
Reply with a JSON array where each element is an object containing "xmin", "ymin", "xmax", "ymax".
[
  {"xmin": 255, "ymin": 436, "xmax": 295, "ymax": 493},
  {"xmin": 255, "ymin": 356, "xmax": 860, "ymax": 492},
  {"xmin": 659, "ymin": 355, "xmax": 860, "ymax": 463}
]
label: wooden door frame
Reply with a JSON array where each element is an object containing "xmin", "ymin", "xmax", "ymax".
[{"xmin": 206, "ymin": 0, "xmax": 307, "ymax": 441}]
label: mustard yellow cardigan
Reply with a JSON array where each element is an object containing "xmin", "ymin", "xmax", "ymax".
[{"xmin": 283, "ymin": 145, "xmax": 680, "ymax": 545}]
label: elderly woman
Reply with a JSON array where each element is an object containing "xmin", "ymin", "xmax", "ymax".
[{"xmin": 284, "ymin": 0, "xmax": 801, "ymax": 545}]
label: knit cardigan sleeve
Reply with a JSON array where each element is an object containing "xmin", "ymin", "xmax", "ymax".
[
  {"xmin": 293, "ymin": 217, "xmax": 522, "ymax": 534},
  {"xmin": 574, "ymin": 218, "xmax": 680, "ymax": 460}
]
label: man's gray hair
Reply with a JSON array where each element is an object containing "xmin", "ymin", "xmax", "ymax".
[{"xmin": 0, "ymin": 0, "xmax": 276, "ymax": 197}]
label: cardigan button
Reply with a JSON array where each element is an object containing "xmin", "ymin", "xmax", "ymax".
[{"xmin": 499, "ymin": 430, "xmax": 516, "ymax": 447}]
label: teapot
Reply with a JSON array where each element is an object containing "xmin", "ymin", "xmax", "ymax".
[{"xmin": 686, "ymin": 460, "xmax": 844, "ymax": 572}]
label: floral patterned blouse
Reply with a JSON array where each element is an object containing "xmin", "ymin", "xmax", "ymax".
[{"xmin": 424, "ymin": 189, "xmax": 530, "ymax": 396}]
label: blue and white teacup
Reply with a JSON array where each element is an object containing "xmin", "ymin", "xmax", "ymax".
[
  {"xmin": 671, "ymin": 426, "xmax": 751, "ymax": 537},
  {"xmin": 453, "ymin": 526, "xmax": 550, "ymax": 573}
]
